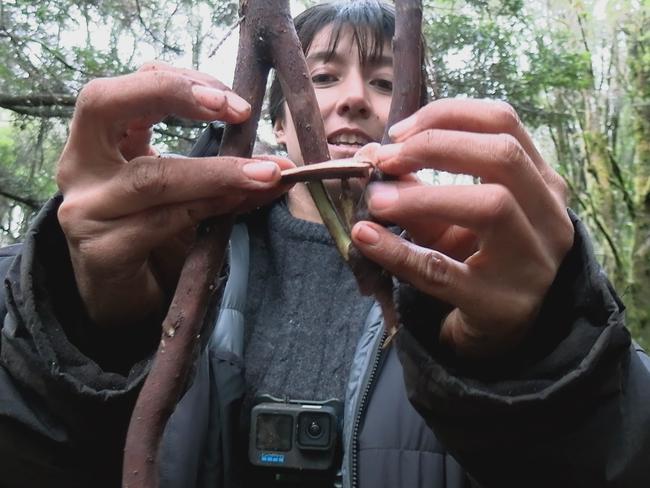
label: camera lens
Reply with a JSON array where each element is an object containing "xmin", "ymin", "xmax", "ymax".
[
  {"xmin": 297, "ymin": 412, "xmax": 332, "ymax": 449},
  {"xmin": 307, "ymin": 420, "xmax": 322, "ymax": 438}
]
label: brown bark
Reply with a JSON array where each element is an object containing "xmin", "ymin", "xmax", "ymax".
[
  {"xmin": 122, "ymin": 0, "xmax": 272, "ymax": 486},
  {"xmin": 350, "ymin": 0, "xmax": 424, "ymax": 341}
]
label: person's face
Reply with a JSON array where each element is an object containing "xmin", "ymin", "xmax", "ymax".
[{"xmin": 274, "ymin": 25, "xmax": 393, "ymax": 163}]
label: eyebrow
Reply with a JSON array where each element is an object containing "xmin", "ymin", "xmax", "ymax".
[{"xmin": 306, "ymin": 50, "xmax": 393, "ymax": 68}]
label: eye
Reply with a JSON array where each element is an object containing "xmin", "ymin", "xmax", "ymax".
[
  {"xmin": 312, "ymin": 73, "xmax": 338, "ymax": 85},
  {"xmin": 371, "ymin": 78, "xmax": 393, "ymax": 93}
]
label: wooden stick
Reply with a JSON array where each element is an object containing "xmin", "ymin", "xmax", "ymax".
[
  {"xmin": 122, "ymin": 1, "xmax": 425, "ymax": 485},
  {"xmin": 349, "ymin": 0, "xmax": 424, "ymax": 345},
  {"xmin": 122, "ymin": 0, "xmax": 272, "ymax": 485}
]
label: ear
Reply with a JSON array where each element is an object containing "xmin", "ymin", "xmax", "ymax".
[{"xmin": 273, "ymin": 118, "xmax": 287, "ymax": 146}]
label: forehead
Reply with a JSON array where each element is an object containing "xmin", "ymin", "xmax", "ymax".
[{"xmin": 305, "ymin": 24, "xmax": 393, "ymax": 67}]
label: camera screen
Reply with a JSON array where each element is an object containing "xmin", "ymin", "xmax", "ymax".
[{"xmin": 256, "ymin": 413, "xmax": 293, "ymax": 451}]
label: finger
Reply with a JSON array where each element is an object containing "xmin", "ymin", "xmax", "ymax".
[
  {"xmin": 374, "ymin": 131, "xmax": 564, "ymax": 228},
  {"xmin": 419, "ymin": 224, "xmax": 478, "ymax": 262},
  {"xmin": 64, "ymin": 70, "xmax": 251, "ymax": 167},
  {"xmin": 252, "ymin": 154, "xmax": 297, "ymax": 170},
  {"xmin": 351, "ymin": 221, "xmax": 469, "ymax": 308},
  {"xmin": 354, "ymin": 142, "xmax": 382, "ymax": 164},
  {"xmin": 80, "ymin": 199, "xmax": 233, "ymax": 260},
  {"xmin": 119, "ymin": 127, "xmax": 156, "ymax": 161},
  {"xmin": 137, "ymin": 61, "xmax": 230, "ymax": 91},
  {"xmin": 387, "ymin": 99, "xmax": 561, "ymax": 191},
  {"xmin": 61, "ymin": 191, "xmax": 275, "ymax": 271},
  {"xmin": 364, "ymin": 182, "xmax": 545, "ymax": 256},
  {"xmin": 64, "ymin": 156, "xmax": 290, "ymax": 220},
  {"xmin": 351, "ymin": 222, "xmax": 540, "ymax": 326}
]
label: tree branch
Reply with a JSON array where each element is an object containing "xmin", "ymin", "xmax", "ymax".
[
  {"xmin": 122, "ymin": 2, "xmax": 425, "ymax": 485},
  {"xmin": 134, "ymin": 0, "xmax": 182, "ymax": 54},
  {"xmin": 122, "ymin": 0, "xmax": 273, "ymax": 485},
  {"xmin": 0, "ymin": 95, "xmax": 205, "ymax": 129},
  {"xmin": 0, "ymin": 189, "xmax": 41, "ymax": 210}
]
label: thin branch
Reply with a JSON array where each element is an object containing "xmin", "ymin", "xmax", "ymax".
[
  {"xmin": 564, "ymin": 177, "xmax": 622, "ymax": 268},
  {"xmin": 575, "ymin": 9, "xmax": 596, "ymax": 83},
  {"xmin": 607, "ymin": 150, "xmax": 636, "ymax": 219},
  {"xmin": 134, "ymin": 0, "xmax": 182, "ymax": 54},
  {"xmin": 0, "ymin": 94, "xmax": 76, "ymax": 107},
  {"xmin": 0, "ymin": 95, "xmax": 206, "ymax": 130},
  {"xmin": 0, "ymin": 190, "xmax": 41, "ymax": 210},
  {"xmin": 208, "ymin": 16, "xmax": 246, "ymax": 58}
]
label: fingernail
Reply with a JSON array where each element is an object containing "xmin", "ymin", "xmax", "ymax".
[
  {"xmin": 375, "ymin": 143, "xmax": 403, "ymax": 166},
  {"xmin": 354, "ymin": 223, "xmax": 380, "ymax": 245},
  {"xmin": 388, "ymin": 115, "xmax": 417, "ymax": 141},
  {"xmin": 192, "ymin": 85, "xmax": 226, "ymax": 108},
  {"xmin": 224, "ymin": 91, "xmax": 251, "ymax": 116},
  {"xmin": 367, "ymin": 182, "xmax": 398, "ymax": 211},
  {"xmin": 242, "ymin": 161, "xmax": 279, "ymax": 182}
]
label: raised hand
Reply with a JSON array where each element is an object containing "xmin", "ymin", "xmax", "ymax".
[
  {"xmin": 351, "ymin": 99, "xmax": 574, "ymax": 358},
  {"xmin": 56, "ymin": 62, "xmax": 294, "ymax": 329}
]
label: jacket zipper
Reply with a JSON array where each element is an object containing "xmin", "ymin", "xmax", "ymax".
[{"xmin": 350, "ymin": 331, "xmax": 387, "ymax": 488}]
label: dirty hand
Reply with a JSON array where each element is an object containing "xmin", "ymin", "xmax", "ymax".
[
  {"xmin": 351, "ymin": 99, "xmax": 574, "ymax": 358},
  {"xmin": 57, "ymin": 62, "xmax": 294, "ymax": 328}
]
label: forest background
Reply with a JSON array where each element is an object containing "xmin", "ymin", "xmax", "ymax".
[{"xmin": 0, "ymin": 0, "xmax": 648, "ymax": 346}]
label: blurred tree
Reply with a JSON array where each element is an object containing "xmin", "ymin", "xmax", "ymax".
[
  {"xmin": 0, "ymin": 0, "xmax": 240, "ymax": 242},
  {"xmin": 422, "ymin": 0, "xmax": 649, "ymax": 346}
]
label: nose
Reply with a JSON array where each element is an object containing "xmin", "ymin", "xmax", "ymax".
[{"xmin": 336, "ymin": 72, "xmax": 371, "ymax": 119}]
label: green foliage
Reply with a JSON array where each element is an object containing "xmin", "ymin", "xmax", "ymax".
[
  {"xmin": 0, "ymin": 0, "xmax": 243, "ymax": 243},
  {"xmin": 0, "ymin": 118, "xmax": 61, "ymax": 242}
]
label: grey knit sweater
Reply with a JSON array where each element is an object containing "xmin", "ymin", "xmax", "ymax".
[{"xmin": 243, "ymin": 201, "xmax": 374, "ymax": 410}]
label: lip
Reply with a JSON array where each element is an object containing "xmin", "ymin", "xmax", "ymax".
[
  {"xmin": 327, "ymin": 143, "xmax": 361, "ymax": 158},
  {"xmin": 326, "ymin": 127, "xmax": 376, "ymax": 146}
]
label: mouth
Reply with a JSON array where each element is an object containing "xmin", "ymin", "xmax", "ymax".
[{"xmin": 326, "ymin": 129, "xmax": 374, "ymax": 152}]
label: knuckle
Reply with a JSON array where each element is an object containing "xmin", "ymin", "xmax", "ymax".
[
  {"xmin": 56, "ymin": 200, "xmax": 76, "ymax": 230},
  {"xmin": 148, "ymin": 69, "xmax": 183, "ymax": 95},
  {"xmin": 497, "ymin": 133, "xmax": 526, "ymax": 170},
  {"xmin": 138, "ymin": 60, "xmax": 168, "ymax": 72},
  {"xmin": 55, "ymin": 162, "xmax": 75, "ymax": 190},
  {"xmin": 127, "ymin": 157, "xmax": 169, "ymax": 196},
  {"xmin": 400, "ymin": 242, "xmax": 451, "ymax": 287},
  {"xmin": 75, "ymin": 78, "xmax": 110, "ymax": 115},
  {"xmin": 420, "ymin": 249, "xmax": 451, "ymax": 287},
  {"xmin": 482, "ymin": 185, "xmax": 517, "ymax": 225},
  {"xmin": 57, "ymin": 199, "xmax": 89, "ymax": 244},
  {"xmin": 492, "ymin": 101, "xmax": 522, "ymax": 133},
  {"xmin": 549, "ymin": 173, "xmax": 570, "ymax": 204},
  {"xmin": 555, "ymin": 214, "xmax": 575, "ymax": 255}
]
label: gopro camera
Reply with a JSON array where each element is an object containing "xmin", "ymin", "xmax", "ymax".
[{"xmin": 249, "ymin": 395, "xmax": 342, "ymax": 471}]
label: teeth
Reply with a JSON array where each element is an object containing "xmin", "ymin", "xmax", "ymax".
[{"xmin": 328, "ymin": 133, "xmax": 370, "ymax": 146}]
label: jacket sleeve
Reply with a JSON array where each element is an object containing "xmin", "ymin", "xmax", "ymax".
[
  {"xmin": 394, "ymin": 211, "xmax": 650, "ymax": 487},
  {"xmin": 0, "ymin": 196, "xmax": 157, "ymax": 488},
  {"xmin": 0, "ymin": 126, "xmax": 226, "ymax": 488}
]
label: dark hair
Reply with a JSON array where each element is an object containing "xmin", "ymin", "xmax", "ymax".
[{"xmin": 268, "ymin": 0, "xmax": 428, "ymax": 125}]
